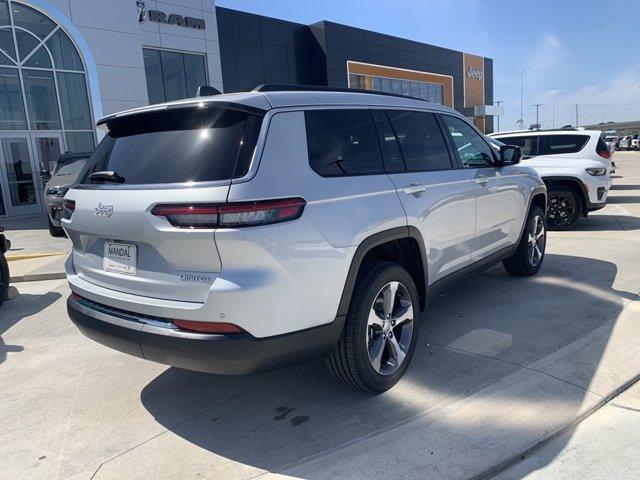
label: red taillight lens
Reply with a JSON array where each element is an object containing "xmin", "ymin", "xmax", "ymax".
[
  {"xmin": 172, "ymin": 319, "xmax": 245, "ymax": 334},
  {"xmin": 63, "ymin": 199, "xmax": 75, "ymax": 212},
  {"xmin": 597, "ymin": 148, "xmax": 611, "ymax": 159},
  {"xmin": 151, "ymin": 198, "xmax": 306, "ymax": 229},
  {"xmin": 151, "ymin": 204, "xmax": 220, "ymax": 228},
  {"xmin": 63, "ymin": 199, "xmax": 75, "ymax": 219}
]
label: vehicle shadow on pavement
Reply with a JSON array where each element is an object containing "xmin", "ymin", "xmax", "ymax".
[
  {"xmin": 0, "ymin": 292, "xmax": 61, "ymax": 365},
  {"xmin": 140, "ymin": 253, "xmax": 634, "ymax": 478},
  {"xmin": 570, "ymin": 214, "xmax": 640, "ymax": 231},
  {"xmin": 607, "ymin": 195, "xmax": 640, "ymax": 204}
]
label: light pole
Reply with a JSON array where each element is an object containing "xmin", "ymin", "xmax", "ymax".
[
  {"xmin": 518, "ymin": 68, "xmax": 525, "ymax": 129},
  {"xmin": 494, "ymin": 100, "xmax": 503, "ymax": 132},
  {"xmin": 533, "ymin": 103, "xmax": 542, "ymax": 129}
]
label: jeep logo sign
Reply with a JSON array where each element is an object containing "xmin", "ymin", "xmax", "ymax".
[
  {"xmin": 148, "ymin": 9, "xmax": 206, "ymax": 30},
  {"xmin": 467, "ymin": 67, "xmax": 483, "ymax": 81}
]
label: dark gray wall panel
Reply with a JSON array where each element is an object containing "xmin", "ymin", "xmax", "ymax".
[{"xmin": 216, "ymin": 8, "xmax": 493, "ymax": 117}]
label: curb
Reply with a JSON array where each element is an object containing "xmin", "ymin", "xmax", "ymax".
[
  {"xmin": 472, "ymin": 371, "xmax": 640, "ymax": 480},
  {"xmin": 6, "ymin": 252, "xmax": 67, "ymax": 262},
  {"xmin": 10, "ymin": 272, "xmax": 67, "ymax": 283}
]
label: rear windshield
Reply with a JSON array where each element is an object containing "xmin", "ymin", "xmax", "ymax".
[
  {"xmin": 55, "ymin": 156, "xmax": 90, "ymax": 175},
  {"xmin": 78, "ymin": 106, "xmax": 263, "ymax": 185}
]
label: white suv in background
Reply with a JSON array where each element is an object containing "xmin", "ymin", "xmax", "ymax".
[
  {"xmin": 64, "ymin": 86, "xmax": 547, "ymax": 392},
  {"xmin": 489, "ymin": 129, "xmax": 612, "ymax": 230}
]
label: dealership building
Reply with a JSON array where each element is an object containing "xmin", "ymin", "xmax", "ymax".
[{"xmin": 0, "ymin": 0, "xmax": 495, "ymax": 218}]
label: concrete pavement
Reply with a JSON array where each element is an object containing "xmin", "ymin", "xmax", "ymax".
[
  {"xmin": 1, "ymin": 152, "xmax": 639, "ymax": 479},
  {"xmin": 2, "ymin": 214, "xmax": 70, "ymax": 257}
]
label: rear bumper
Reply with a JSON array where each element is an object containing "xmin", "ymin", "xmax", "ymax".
[{"xmin": 67, "ymin": 293, "xmax": 344, "ymax": 375}]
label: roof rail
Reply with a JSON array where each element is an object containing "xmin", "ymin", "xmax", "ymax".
[{"xmin": 252, "ymin": 84, "xmax": 430, "ymax": 103}]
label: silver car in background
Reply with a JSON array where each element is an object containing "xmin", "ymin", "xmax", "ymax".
[{"xmin": 44, "ymin": 152, "xmax": 92, "ymax": 237}]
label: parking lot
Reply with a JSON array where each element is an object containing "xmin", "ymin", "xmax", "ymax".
[{"xmin": 2, "ymin": 152, "xmax": 640, "ymax": 480}]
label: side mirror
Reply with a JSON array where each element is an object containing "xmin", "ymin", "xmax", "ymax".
[
  {"xmin": 40, "ymin": 169, "xmax": 51, "ymax": 182},
  {"xmin": 499, "ymin": 145, "xmax": 522, "ymax": 165}
]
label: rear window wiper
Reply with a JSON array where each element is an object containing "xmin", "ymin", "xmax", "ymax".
[{"xmin": 89, "ymin": 171, "xmax": 126, "ymax": 184}]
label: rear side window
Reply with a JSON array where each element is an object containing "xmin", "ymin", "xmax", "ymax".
[
  {"xmin": 304, "ymin": 109, "xmax": 384, "ymax": 177},
  {"xmin": 385, "ymin": 110, "xmax": 452, "ymax": 171},
  {"xmin": 495, "ymin": 135, "xmax": 538, "ymax": 156},
  {"xmin": 539, "ymin": 135, "xmax": 589, "ymax": 155},
  {"xmin": 79, "ymin": 106, "xmax": 263, "ymax": 185}
]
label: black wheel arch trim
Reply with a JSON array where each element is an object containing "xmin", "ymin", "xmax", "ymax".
[
  {"xmin": 336, "ymin": 226, "xmax": 429, "ymax": 317},
  {"xmin": 338, "ymin": 187, "xmax": 546, "ymax": 318},
  {"xmin": 542, "ymin": 176, "xmax": 588, "ymax": 214},
  {"xmin": 515, "ymin": 185, "xmax": 547, "ymax": 244}
]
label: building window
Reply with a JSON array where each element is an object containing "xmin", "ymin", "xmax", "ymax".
[
  {"xmin": 143, "ymin": 48, "xmax": 207, "ymax": 104},
  {"xmin": 0, "ymin": 0, "xmax": 95, "ymax": 151},
  {"xmin": 349, "ymin": 73, "xmax": 444, "ymax": 104}
]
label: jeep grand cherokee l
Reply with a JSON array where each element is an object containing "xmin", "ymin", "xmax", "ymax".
[{"xmin": 64, "ymin": 86, "xmax": 547, "ymax": 392}]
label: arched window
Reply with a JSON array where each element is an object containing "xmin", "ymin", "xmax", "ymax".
[{"xmin": 0, "ymin": 0, "xmax": 95, "ymax": 152}]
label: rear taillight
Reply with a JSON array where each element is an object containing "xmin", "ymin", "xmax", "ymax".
[
  {"xmin": 63, "ymin": 199, "xmax": 75, "ymax": 219},
  {"xmin": 172, "ymin": 319, "xmax": 245, "ymax": 334},
  {"xmin": 151, "ymin": 198, "xmax": 306, "ymax": 229},
  {"xmin": 597, "ymin": 144, "xmax": 611, "ymax": 159}
]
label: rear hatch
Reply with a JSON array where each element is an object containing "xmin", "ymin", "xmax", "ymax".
[{"xmin": 64, "ymin": 103, "xmax": 264, "ymax": 303}]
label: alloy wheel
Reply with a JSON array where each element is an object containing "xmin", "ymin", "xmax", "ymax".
[
  {"xmin": 547, "ymin": 194, "xmax": 576, "ymax": 229},
  {"xmin": 527, "ymin": 215, "xmax": 545, "ymax": 267},
  {"xmin": 366, "ymin": 281, "xmax": 414, "ymax": 376}
]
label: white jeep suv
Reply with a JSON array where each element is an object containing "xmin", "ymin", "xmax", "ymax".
[
  {"xmin": 489, "ymin": 129, "xmax": 612, "ymax": 230},
  {"xmin": 64, "ymin": 86, "xmax": 547, "ymax": 392}
]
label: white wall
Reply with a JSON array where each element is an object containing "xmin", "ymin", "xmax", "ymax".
[{"xmin": 26, "ymin": 0, "xmax": 223, "ymax": 117}]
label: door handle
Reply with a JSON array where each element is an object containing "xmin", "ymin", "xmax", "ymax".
[{"xmin": 403, "ymin": 183, "xmax": 427, "ymax": 196}]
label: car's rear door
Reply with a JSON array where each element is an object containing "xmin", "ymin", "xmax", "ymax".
[
  {"xmin": 373, "ymin": 109, "xmax": 476, "ymax": 285},
  {"xmin": 63, "ymin": 104, "xmax": 264, "ymax": 303}
]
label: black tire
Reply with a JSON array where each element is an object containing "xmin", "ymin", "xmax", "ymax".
[
  {"xmin": 0, "ymin": 251, "xmax": 9, "ymax": 306},
  {"xmin": 546, "ymin": 187, "xmax": 582, "ymax": 231},
  {"xmin": 48, "ymin": 216, "xmax": 65, "ymax": 237},
  {"xmin": 326, "ymin": 261, "xmax": 420, "ymax": 392},
  {"xmin": 503, "ymin": 205, "xmax": 546, "ymax": 276}
]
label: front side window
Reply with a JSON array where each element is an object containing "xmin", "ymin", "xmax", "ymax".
[
  {"xmin": 143, "ymin": 48, "xmax": 208, "ymax": 104},
  {"xmin": 385, "ymin": 110, "xmax": 452, "ymax": 172},
  {"xmin": 442, "ymin": 115, "xmax": 495, "ymax": 168},
  {"xmin": 539, "ymin": 135, "xmax": 589, "ymax": 155},
  {"xmin": 305, "ymin": 109, "xmax": 384, "ymax": 177},
  {"xmin": 494, "ymin": 135, "xmax": 538, "ymax": 157}
]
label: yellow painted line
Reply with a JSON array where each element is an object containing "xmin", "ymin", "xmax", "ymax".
[{"xmin": 6, "ymin": 252, "xmax": 67, "ymax": 262}]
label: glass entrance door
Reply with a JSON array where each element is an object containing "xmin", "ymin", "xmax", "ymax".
[
  {"xmin": 0, "ymin": 136, "xmax": 43, "ymax": 216},
  {"xmin": 33, "ymin": 136, "xmax": 62, "ymax": 174},
  {"xmin": 31, "ymin": 134, "xmax": 63, "ymax": 192}
]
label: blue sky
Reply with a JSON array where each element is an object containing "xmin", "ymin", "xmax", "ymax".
[{"xmin": 216, "ymin": 0, "xmax": 640, "ymax": 130}]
